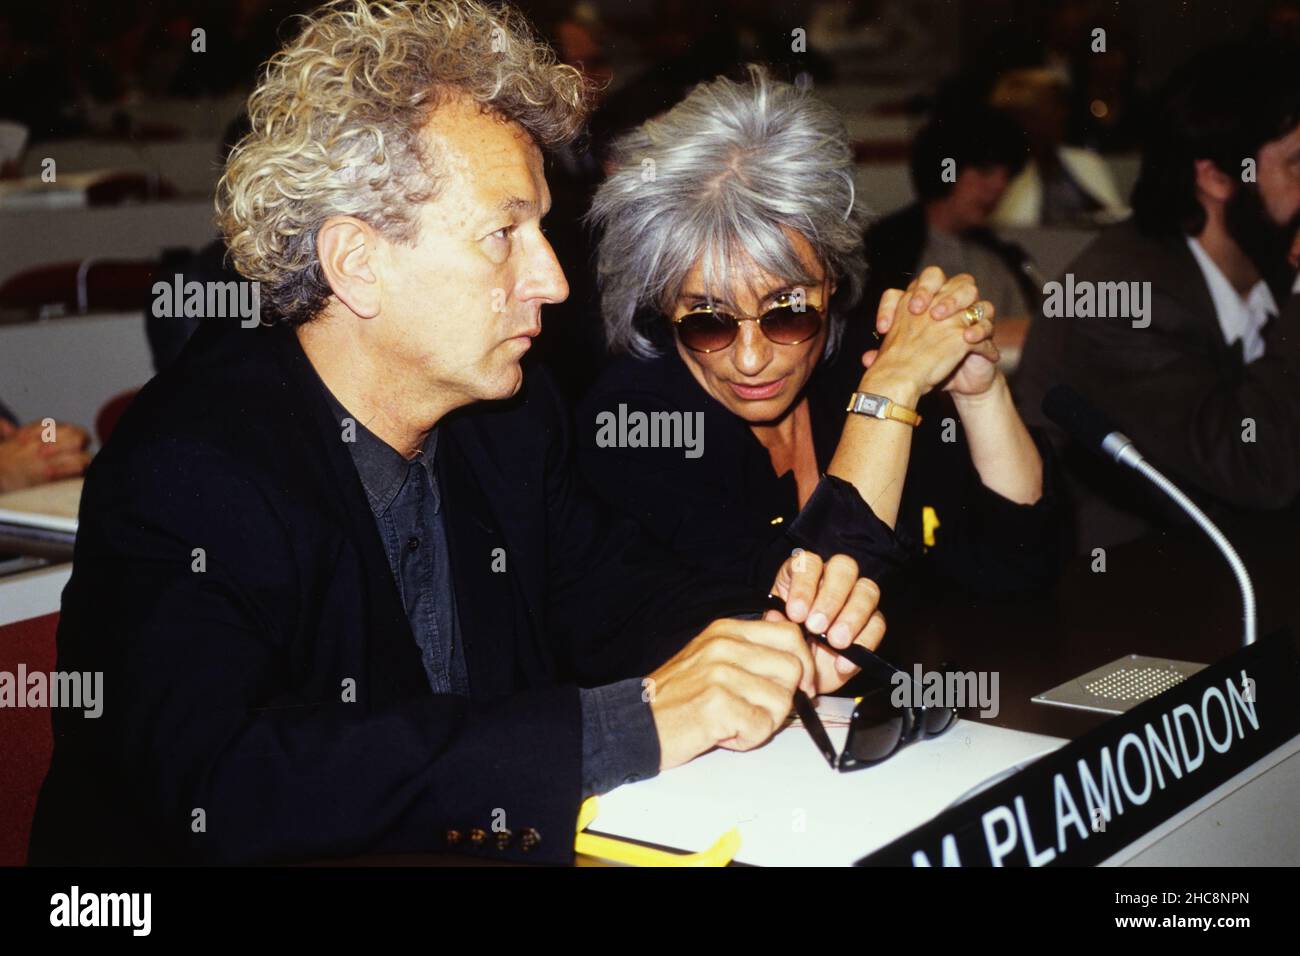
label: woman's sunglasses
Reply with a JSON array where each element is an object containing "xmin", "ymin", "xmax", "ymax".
[{"xmin": 671, "ymin": 293, "xmax": 825, "ymax": 353}]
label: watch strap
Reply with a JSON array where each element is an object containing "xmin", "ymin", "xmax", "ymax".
[{"xmin": 846, "ymin": 391, "xmax": 922, "ymax": 427}]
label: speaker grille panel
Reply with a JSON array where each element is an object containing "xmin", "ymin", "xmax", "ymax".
[
  {"xmin": 1033, "ymin": 655, "xmax": 1207, "ymax": 715},
  {"xmin": 1082, "ymin": 666, "xmax": 1190, "ymax": 702}
]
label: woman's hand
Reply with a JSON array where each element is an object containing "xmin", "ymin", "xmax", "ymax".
[
  {"xmin": 828, "ymin": 267, "xmax": 998, "ymax": 530},
  {"xmin": 768, "ymin": 549, "xmax": 886, "ymax": 694},
  {"xmin": 938, "ymin": 297, "xmax": 999, "ymax": 396},
  {"xmin": 861, "ymin": 267, "xmax": 998, "ymax": 399},
  {"xmin": 868, "ymin": 270, "xmax": 1043, "ymax": 506}
]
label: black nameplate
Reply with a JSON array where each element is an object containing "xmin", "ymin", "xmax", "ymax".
[{"xmin": 857, "ymin": 631, "xmax": 1300, "ymax": 866}]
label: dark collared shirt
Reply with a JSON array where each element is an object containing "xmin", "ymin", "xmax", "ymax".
[
  {"xmin": 341, "ymin": 406, "xmax": 470, "ymax": 695},
  {"xmin": 317, "ymin": 379, "xmax": 658, "ymax": 798}
]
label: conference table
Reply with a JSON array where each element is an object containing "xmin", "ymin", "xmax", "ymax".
[
  {"xmin": 4, "ymin": 486, "xmax": 1295, "ymax": 866},
  {"xmin": 324, "ymin": 502, "xmax": 1300, "ymax": 866},
  {"xmin": 884, "ymin": 503, "xmax": 1300, "ymax": 743},
  {"xmin": 862, "ymin": 505, "xmax": 1300, "ymax": 867}
]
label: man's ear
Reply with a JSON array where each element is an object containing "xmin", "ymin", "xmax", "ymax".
[
  {"xmin": 1193, "ymin": 158, "xmax": 1235, "ymax": 206},
  {"xmin": 316, "ymin": 216, "xmax": 381, "ymax": 319}
]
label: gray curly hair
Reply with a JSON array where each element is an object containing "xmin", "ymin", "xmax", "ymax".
[
  {"xmin": 216, "ymin": 0, "xmax": 591, "ymax": 326},
  {"xmin": 588, "ymin": 65, "xmax": 868, "ymax": 358}
]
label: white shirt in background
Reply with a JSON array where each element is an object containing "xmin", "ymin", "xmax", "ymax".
[{"xmin": 1185, "ymin": 236, "xmax": 1277, "ymax": 364}]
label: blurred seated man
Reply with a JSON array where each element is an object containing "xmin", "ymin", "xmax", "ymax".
[
  {"xmin": 1016, "ymin": 40, "xmax": 1300, "ymax": 552},
  {"xmin": 864, "ymin": 105, "xmax": 1041, "ymax": 368},
  {"xmin": 987, "ymin": 67, "xmax": 1128, "ymax": 228},
  {"xmin": 29, "ymin": 0, "xmax": 886, "ymax": 866},
  {"xmin": 0, "ymin": 398, "xmax": 91, "ymax": 493}
]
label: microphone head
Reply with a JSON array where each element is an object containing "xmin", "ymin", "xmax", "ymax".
[{"xmin": 1042, "ymin": 384, "xmax": 1122, "ymax": 456}]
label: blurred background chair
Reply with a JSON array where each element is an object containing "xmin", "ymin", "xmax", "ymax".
[
  {"xmin": 94, "ymin": 387, "xmax": 139, "ymax": 447},
  {"xmin": 0, "ymin": 611, "xmax": 58, "ymax": 866},
  {"xmin": 0, "ymin": 259, "xmax": 158, "ymax": 316}
]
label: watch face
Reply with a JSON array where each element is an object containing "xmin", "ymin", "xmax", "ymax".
[{"xmin": 858, "ymin": 395, "xmax": 884, "ymax": 416}]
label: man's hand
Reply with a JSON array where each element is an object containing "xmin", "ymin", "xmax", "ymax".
[
  {"xmin": 769, "ymin": 549, "xmax": 886, "ymax": 694},
  {"xmin": 647, "ymin": 617, "xmax": 818, "ymax": 771}
]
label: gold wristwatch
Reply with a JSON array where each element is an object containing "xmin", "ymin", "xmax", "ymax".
[{"xmin": 845, "ymin": 391, "xmax": 922, "ymax": 427}]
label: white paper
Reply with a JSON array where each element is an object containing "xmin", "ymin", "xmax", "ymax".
[
  {"xmin": 0, "ymin": 477, "xmax": 83, "ymax": 532},
  {"xmin": 591, "ymin": 703, "xmax": 1066, "ymax": 866}
]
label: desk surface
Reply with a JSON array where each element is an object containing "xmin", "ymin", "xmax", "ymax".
[
  {"xmin": 329, "ymin": 505, "xmax": 1300, "ymax": 866},
  {"xmin": 877, "ymin": 504, "xmax": 1300, "ymax": 743},
  {"xmin": 573, "ymin": 507, "xmax": 1300, "ymax": 866},
  {"xmin": 589, "ymin": 710, "xmax": 1065, "ymax": 866}
]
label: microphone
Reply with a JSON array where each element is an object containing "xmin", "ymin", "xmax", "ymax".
[{"xmin": 1043, "ymin": 384, "xmax": 1256, "ymax": 647}]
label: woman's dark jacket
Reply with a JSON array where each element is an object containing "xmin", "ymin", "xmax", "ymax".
[{"xmin": 576, "ymin": 321, "xmax": 1066, "ymax": 609}]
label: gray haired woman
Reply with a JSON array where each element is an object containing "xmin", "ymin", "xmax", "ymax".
[{"xmin": 577, "ymin": 66, "xmax": 1063, "ymax": 636}]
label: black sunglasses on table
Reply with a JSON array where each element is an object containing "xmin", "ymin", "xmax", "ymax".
[{"xmin": 764, "ymin": 594, "xmax": 958, "ymax": 771}]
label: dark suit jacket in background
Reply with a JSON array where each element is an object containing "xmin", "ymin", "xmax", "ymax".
[
  {"xmin": 28, "ymin": 321, "xmax": 758, "ymax": 866},
  {"xmin": 1016, "ymin": 219, "xmax": 1300, "ymax": 552}
]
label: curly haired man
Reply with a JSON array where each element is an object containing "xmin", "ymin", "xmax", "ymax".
[{"xmin": 30, "ymin": 0, "xmax": 886, "ymax": 865}]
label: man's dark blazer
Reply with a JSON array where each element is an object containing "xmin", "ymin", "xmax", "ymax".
[
  {"xmin": 28, "ymin": 320, "xmax": 755, "ymax": 866},
  {"xmin": 1016, "ymin": 219, "xmax": 1300, "ymax": 551}
]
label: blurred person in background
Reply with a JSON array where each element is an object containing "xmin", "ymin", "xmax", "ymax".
[
  {"xmin": 1036, "ymin": 0, "xmax": 1147, "ymax": 153},
  {"xmin": 0, "ymin": 399, "xmax": 91, "ymax": 494},
  {"xmin": 1016, "ymin": 39, "xmax": 1300, "ymax": 551},
  {"xmin": 987, "ymin": 67, "xmax": 1127, "ymax": 228},
  {"xmin": 863, "ymin": 104, "xmax": 1040, "ymax": 369},
  {"xmin": 1064, "ymin": 30, "xmax": 1146, "ymax": 154},
  {"xmin": 952, "ymin": 2, "xmax": 1146, "ymax": 155}
]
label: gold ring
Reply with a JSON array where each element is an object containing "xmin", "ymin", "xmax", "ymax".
[{"xmin": 962, "ymin": 304, "xmax": 984, "ymax": 327}]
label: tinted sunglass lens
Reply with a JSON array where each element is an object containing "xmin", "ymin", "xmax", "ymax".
[
  {"xmin": 848, "ymin": 690, "xmax": 905, "ymax": 762},
  {"xmin": 676, "ymin": 311, "xmax": 737, "ymax": 352},
  {"xmin": 924, "ymin": 705, "xmax": 956, "ymax": 735},
  {"xmin": 925, "ymin": 665, "xmax": 960, "ymax": 734},
  {"xmin": 761, "ymin": 306, "xmax": 822, "ymax": 344}
]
